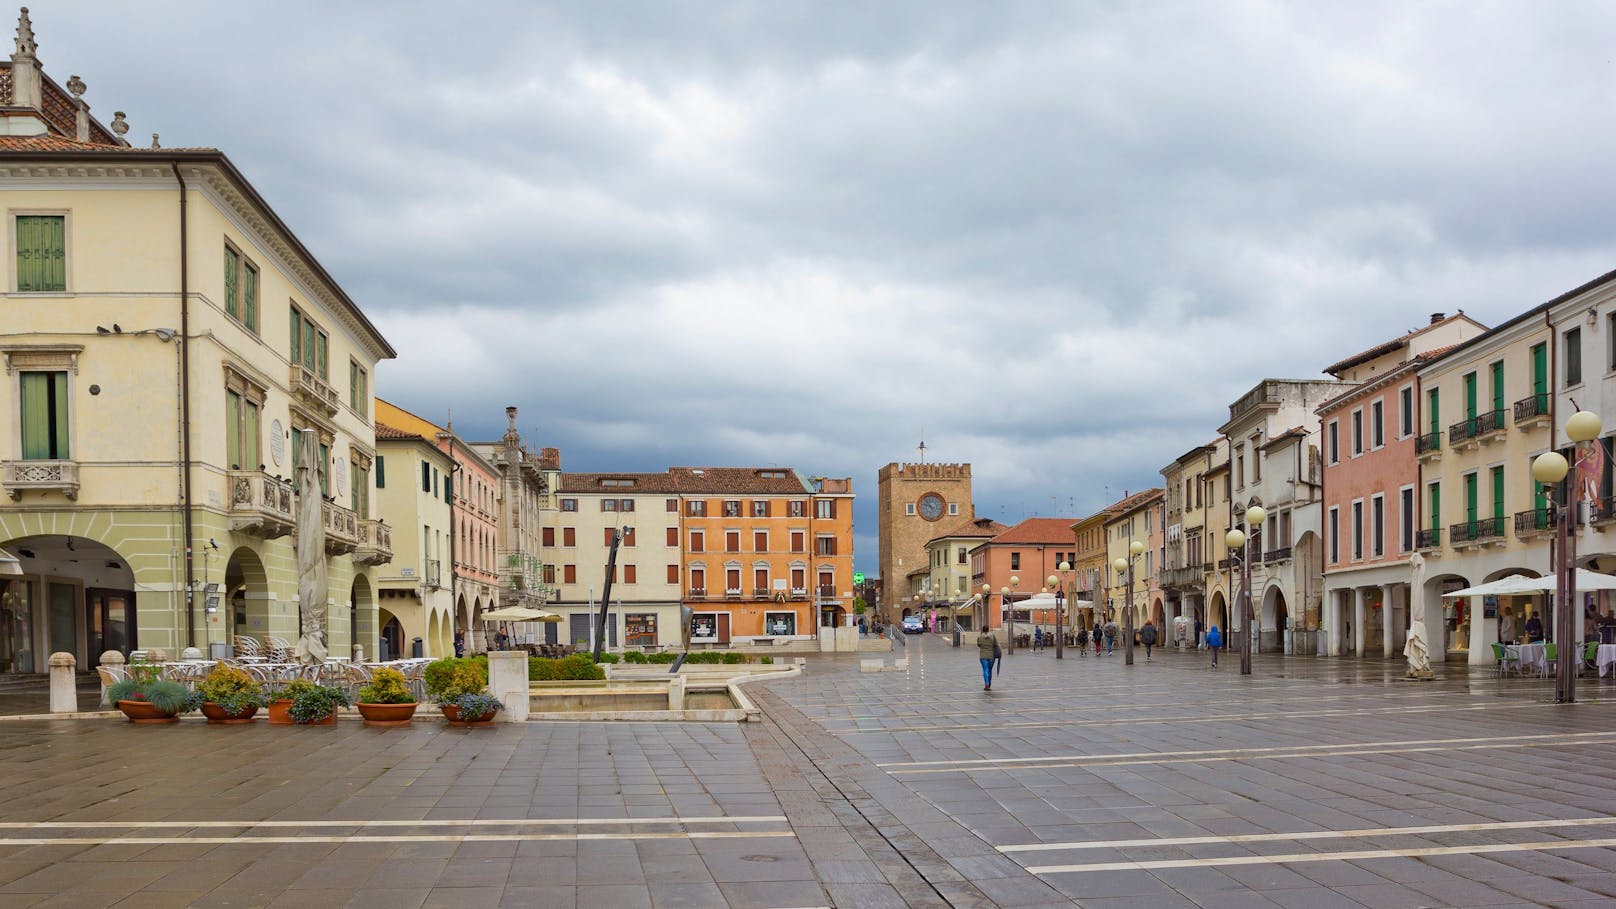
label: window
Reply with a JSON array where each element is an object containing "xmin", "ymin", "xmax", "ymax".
[
  {"xmin": 1399, "ymin": 386, "xmax": 1414, "ymax": 438},
  {"xmin": 665, "ymin": 527, "xmax": 678, "ymax": 547},
  {"xmin": 689, "ymin": 530, "xmax": 705, "ymax": 553},
  {"xmin": 1327, "ymin": 506, "xmax": 1339, "ymax": 563},
  {"xmin": 666, "ymin": 564, "xmax": 679, "ymax": 584},
  {"xmin": 223, "ymin": 371, "xmax": 262, "ymax": 471},
  {"xmin": 791, "ymin": 530, "xmax": 805, "ymax": 553},
  {"xmin": 726, "ymin": 568, "xmax": 741, "ymax": 593},
  {"xmin": 690, "ymin": 567, "xmax": 705, "ymax": 591},
  {"xmin": 563, "ymin": 564, "xmax": 576, "ymax": 584},
  {"xmin": 1428, "ymin": 481, "xmax": 1441, "ymax": 531},
  {"xmin": 958, "ymin": 547, "xmax": 967, "ymax": 565},
  {"xmin": 725, "ymin": 530, "xmax": 740, "ymax": 552},
  {"xmin": 687, "ymin": 500, "xmax": 707, "ymax": 517},
  {"xmin": 751, "ymin": 500, "xmax": 770, "ymax": 518},
  {"xmin": 350, "ymin": 456, "xmax": 370, "ymax": 517},
  {"xmin": 789, "ymin": 500, "xmax": 806, "ymax": 517},
  {"xmin": 15, "ymin": 214, "xmax": 65, "ymax": 292},
  {"xmin": 1236, "ymin": 450, "xmax": 1245, "ymax": 487},
  {"xmin": 348, "ymin": 360, "xmax": 367, "ymax": 411},
  {"xmin": 764, "ymin": 612, "xmax": 796, "ymax": 636},
  {"xmin": 560, "ymin": 498, "xmax": 577, "ymax": 512},
  {"xmin": 625, "ymin": 613, "xmax": 655, "ymax": 646},
  {"xmin": 1371, "ymin": 400, "xmax": 1383, "ymax": 448},
  {"xmin": 620, "ymin": 499, "xmax": 635, "ymax": 512},
  {"xmin": 1010, "ymin": 552, "xmax": 1021, "ymax": 570},
  {"xmin": 905, "ymin": 503, "xmax": 916, "ymax": 516},
  {"xmin": 816, "ymin": 499, "xmax": 835, "ymax": 519},
  {"xmin": 1400, "ymin": 486, "xmax": 1414, "ymax": 553},
  {"xmin": 603, "ymin": 528, "xmax": 617, "ymax": 546},
  {"xmin": 949, "ymin": 503, "xmax": 959, "ymax": 515},
  {"xmin": 753, "ymin": 567, "xmax": 768, "ymax": 591},
  {"xmin": 376, "ymin": 456, "xmax": 385, "ymax": 488},
  {"xmin": 753, "ymin": 531, "xmax": 767, "ymax": 551},
  {"xmin": 1371, "ymin": 494, "xmax": 1384, "ymax": 557},
  {"xmin": 623, "ymin": 527, "xmax": 636, "ymax": 546},
  {"xmin": 288, "ymin": 305, "xmax": 329, "ymax": 379},
  {"xmin": 623, "ymin": 565, "xmax": 636, "ymax": 584},
  {"xmin": 542, "ymin": 527, "xmax": 555, "ymax": 547},
  {"xmin": 562, "ymin": 527, "xmax": 575, "ymax": 547},
  {"xmin": 1351, "ymin": 410, "xmax": 1363, "ymax": 456},
  {"xmin": 222, "ymin": 243, "xmax": 258, "ymax": 331},
  {"xmin": 723, "ymin": 500, "xmax": 741, "ymax": 517},
  {"xmin": 1566, "ymin": 327, "xmax": 1583, "ymax": 386},
  {"xmin": 421, "ymin": 461, "xmax": 430, "ymax": 493},
  {"xmin": 816, "ymin": 535, "xmax": 837, "ymax": 556},
  {"xmin": 602, "ymin": 499, "xmax": 618, "ymax": 512},
  {"xmin": 18, "ymin": 371, "xmax": 69, "ymax": 459},
  {"xmin": 1351, "ymin": 501, "xmax": 1363, "ymax": 558},
  {"xmin": 666, "ymin": 498, "xmax": 678, "ymax": 512}
]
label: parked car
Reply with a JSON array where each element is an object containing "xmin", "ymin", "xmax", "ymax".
[{"xmin": 901, "ymin": 615, "xmax": 925, "ymax": 634}]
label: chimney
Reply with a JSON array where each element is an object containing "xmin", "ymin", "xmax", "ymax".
[
  {"xmin": 66, "ymin": 73, "xmax": 87, "ymax": 141},
  {"xmin": 8, "ymin": 7, "xmax": 42, "ymax": 114},
  {"xmin": 1430, "ymin": 312, "xmax": 1445, "ymax": 325}
]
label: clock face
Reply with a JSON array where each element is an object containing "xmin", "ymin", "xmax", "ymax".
[{"xmin": 918, "ymin": 493, "xmax": 945, "ymax": 521}]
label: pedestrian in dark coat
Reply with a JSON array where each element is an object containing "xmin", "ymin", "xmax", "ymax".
[{"xmin": 1140, "ymin": 621, "xmax": 1158, "ymax": 661}]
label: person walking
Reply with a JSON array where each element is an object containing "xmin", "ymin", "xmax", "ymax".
[
  {"xmin": 1094, "ymin": 623, "xmax": 1103, "ymax": 655},
  {"xmin": 454, "ymin": 628, "xmax": 466, "ymax": 658},
  {"xmin": 1033, "ymin": 626, "xmax": 1044, "ymax": 652},
  {"xmin": 1075, "ymin": 626, "xmax": 1088, "ymax": 656},
  {"xmin": 1206, "ymin": 625, "xmax": 1223, "ymax": 669},
  {"xmin": 1103, "ymin": 618, "xmax": 1118, "ymax": 655},
  {"xmin": 976, "ymin": 628, "xmax": 1001, "ymax": 690},
  {"xmin": 1140, "ymin": 620, "xmax": 1158, "ymax": 661}
]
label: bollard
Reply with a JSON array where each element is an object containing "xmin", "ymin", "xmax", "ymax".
[
  {"xmin": 145, "ymin": 647, "xmax": 168, "ymax": 663},
  {"xmin": 667, "ymin": 675, "xmax": 686, "ymax": 710},
  {"xmin": 49, "ymin": 652, "xmax": 77, "ymax": 713},
  {"xmin": 180, "ymin": 646, "xmax": 203, "ymax": 661},
  {"xmin": 486, "ymin": 651, "xmax": 528, "ymax": 723},
  {"xmin": 352, "ymin": 644, "xmax": 364, "ymax": 662}
]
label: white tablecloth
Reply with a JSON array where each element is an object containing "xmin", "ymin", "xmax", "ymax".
[
  {"xmin": 1598, "ymin": 644, "xmax": 1616, "ymax": 677},
  {"xmin": 1507, "ymin": 642, "xmax": 1549, "ymax": 674}
]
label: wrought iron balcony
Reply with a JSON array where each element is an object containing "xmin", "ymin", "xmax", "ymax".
[
  {"xmin": 1475, "ymin": 408, "xmax": 1507, "ymax": 442},
  {"xmin": 1416, "ymin": 528, "xmax": 1442, "ymax": 549},
  {"xmin": 1264, "ymin": 546, "xmax": 1293, "ymax": 563},
  {"xmin": 354, "ymin": 518, "xmax": 393, "ymax": 566},
  {"xmin": 1450, "ymin": 516, "xmax": 1505, "ymax": 547},
  {"xmin": 725, "ymin": 588, "xmax": 743, "ymax": 599},
  {"xmin": 1514, "ymin": 508, "xmax": 1554, "ymax": 538},
  {"xmin": 1448, "ymin": 417, "xmax": 1477, "ymax": 446},
  {"xmin": 790, "ymin": 587, "xmax": 807, "ymax": 599},
  {"xmin": 687, "ymin": 588, "xmax": 707, "ymax": 600},
  {"xmin": 1415, "ymin": 431, "xmax": 1442, "ymax": 459},
  {"xmin": 1514, "ymin": 392, "xmax": 1550, "ymax": 427},
  {"xmin": 817, "ymin": 584, "xmax": 839, "ymax": 603},
  {"xmin": 752, "ymin": 588, "xmax": 772, "ymax": 600},
  {"xmin": 226, "ymin": 469, "xmax": 293, "ymax": 538},
  {"xmin": 2, "ymin": 459, "xmax": 79, "ymax": 500}
]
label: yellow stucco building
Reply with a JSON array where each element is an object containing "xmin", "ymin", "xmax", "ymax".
[{"xmin": 0, "ymin": 12, "xmax": 394, "ymax": 670}]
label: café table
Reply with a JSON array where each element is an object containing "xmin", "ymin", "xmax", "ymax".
[
  {"xmin": 1598, "ymin": 644, "xmax": 1616, "ymax": 677},
  {"xmin": 1507, "ymin": 642, "xmax": 1549, "ymax": 676}
]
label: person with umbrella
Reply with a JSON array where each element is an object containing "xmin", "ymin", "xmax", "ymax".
[{"xmin": 975, "ymin": 627, "xmax": 1001, "ymax": 690}]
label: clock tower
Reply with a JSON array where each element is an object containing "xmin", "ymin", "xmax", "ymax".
[{"xmin": 876, "ymin": 461, "xmax": 974, "ymax": 615}]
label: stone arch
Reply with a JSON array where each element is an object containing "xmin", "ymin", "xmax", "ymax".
[
  {"xmin": 224, "ymin": 545, "xmax": 269, "ymax": 645},
  {"xmin": 1208, "ymin": 588, "xmax": 1228, "ymax": 637},
  {"xmin": 0, "ymin": 533, "xmax": 138, "ymax": 671},
  {"xmin": 349, "ymin": 574, "xmax": 374, "ymax": 661},
  {"xmin": 1261, "ymin": 584, "xmax": 1288, "ymax": 653},
  {"xmin": 1150, "ymin": 596, "xmax": 1165, "ymax": 628}
]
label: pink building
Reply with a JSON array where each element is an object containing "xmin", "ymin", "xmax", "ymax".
[
  {"xmin": 1318, "ymin": 313, "xmax": 1487, "ymax": 657},
  {"xmin": 969, "ymin": 518, "xmax": 1079, "ymax": 633}
]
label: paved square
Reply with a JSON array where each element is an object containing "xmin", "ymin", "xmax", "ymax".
[{"xmin": 4, "ymin": 641, "xmax": 1616, "ymax": 907}]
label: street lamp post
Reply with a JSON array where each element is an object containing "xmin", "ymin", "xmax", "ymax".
[
  {"xmin": 1224, "ymin": 505, "xmax": 1267, "ymax": 676},
  {"xmin": 1004, "ymin": 576, "xmax": 1019, "ymax": 654},
  {"xmin": 1531, "ymin": 409, "xmax": 1602, "ymax": 704},
  {"xmin": 1051, "ymin": 561, "xmax": 1070, "ymax": 660},
  {"xmin": 1112, "ymin": 541, "xmax": 1146, "ymax": 665},
  {"xmin": 981, "ymin": 583, "xmax": 991, "ymax": 637}
]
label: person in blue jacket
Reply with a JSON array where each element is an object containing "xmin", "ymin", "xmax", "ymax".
[{"xmin": 1206, "ymin": 625, "xmax": 1223, "ymax": 669}]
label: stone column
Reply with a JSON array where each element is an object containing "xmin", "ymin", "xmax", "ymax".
[
  {"xmin": 486, "ymin": 650, "xmax": 528, "ymax": 723},
  {"xmin": 1383, "ymin": 584, "xmax": 1398, "ymax": 660},
  {"xmin": 1325, "ymin": 589, "xmax": 1341, "ymax": 656},
  {"xmin": 1353, "ymin": 588, "xmax": 1367, "ymax": 658},
  {"xmin": 49, "ymin": 652, "xmax": 77, "ymax": 714}
]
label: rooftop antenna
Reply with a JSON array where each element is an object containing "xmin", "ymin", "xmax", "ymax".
[{"xmin": 917, "ymin": 429, "xmax": 927, "ymax": 464}]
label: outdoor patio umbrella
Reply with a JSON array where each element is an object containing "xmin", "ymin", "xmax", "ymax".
[
  {"xmin": 479, "ymin": 606, "xmax": 562, "ymax": 622},
  {"xmin": 1440, "ymin": 574, "xmax": 1550, "ymax": 598},
  {"xmin": 293, "ymin": 431, "xmax": 328, "ymax": 665}
]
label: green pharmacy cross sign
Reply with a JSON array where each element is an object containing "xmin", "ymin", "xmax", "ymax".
[{"xmin": 853, "ymin": 572, "xmax": 865, "ymax": 585}]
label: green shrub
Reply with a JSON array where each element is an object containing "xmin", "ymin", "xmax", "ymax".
[
  {"xmin": 453, "ymin": 693, "xmax": 504, "ymax": 721},
  {"xmin": 684, "ymin": 652, "xmax": 722, "ymax": 664},
  {"xmin": 106, "ymin": 677, "xmax": 198, "ymax": 714},
  {"xmin": 624, "ymin": 651, "xmax": 648, "ymax": 664},
  {"xmin": 721, "ymin": 652, "xmax": 746, "ymax": 665},
  {"xmin": 289, "ymin": 684, "xmax": 349, "ymax": 723},
  {"xmin": 647, "ymin": 652, "xmax": 676, "ymax": 664},
  {"xmin": 356, "ymin": 667, "xmax": 415, "ymax": 705},
  {"xmin": 592, "ymin": 652, "xmax": 619, "ymax": 664},
  {"xmin": 528, "ymin": 654, "xmax": 606, "ymax": 681},
  {"xmin": 424, "ymin": 657, "xmax": 487, "ymax": 701},
  {"xmin": 760, "ymin": 656, "xmax": 773, "ymax": 665},
  {"xmin": 276, "ymin": 678, "xmax": 317, "ymax": 701},
  {"xmin": 197, "ymin": 665, "xmax": 265, "ymax": 713}
]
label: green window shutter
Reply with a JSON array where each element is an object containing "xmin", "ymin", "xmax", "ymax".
[
  {"xmin": 19, "ymin": 371, "xmax": 68, "ymax": 459},
  {"xmin": 319, "ymin": 443, "xmax": 330, "ymax": 496},
  {"xmin": 376, "ymin": 455, "xmax": 385, "ymax": 489},
  {"xmin": 15, "ymin": 215, "xmax": 65, "ymax": 292},
  {"xmin": 303, "ymin": 322, "xmax": 316, "ymax": 371},
  {"xmin": 1491, "ymin": 466, "xmax": 1505, "ymax": 518},
  {"xmin": 244, "ymin": 400, "xmax": 260, "ymax": 470},
  {"xmin": 289, "ymin": 308, "xmax": 302, "ymax": 365},
  {"xmin": 1427, "ymin": 389, "xmax": 1439, "ymax": 435},
  {"xmin": 1490, "ymin": 361, "xmax": 1504, "ymax": 412},
  {"xmin": 223, "ymin": 247, "xmax": 239, "ymax": 319},
  {"xmin": 226, "ymin": 390, "xmax": 241, "ymax": 469},
  {"xmin": 1464, "ymin": 474, "xmax": 1477, "ymax": 523},
  {"xmin": 350, "ymin": 461, "xmax": 360, "ymax": 513},
  {"xmin": 292, "ymin": 430, "xmax": 302, "ymax": 479},
  {"xmin": 1429, "ymin": 483, "xmax": 1441, "ymax": 531},
  {"xmin": 359, "ymin": 466, "xmax": 370, "ymax": 515},
  {"xmin": 316, "ymin": 332, "xmax": 328, "ymax": 379},
  {"xmin": 1463, "ymin": 373, "xmax": 1477, "ymax": 421},
  {"xmin": 349, "ymin": 361, "xmax": 358, "ymax": 409},
  {"xmin": 1532, "ymin": 343, "xmax": 1548, "ymax": 396},
  {"xmin": 243, "ymin": 263, "xmax": 258, "ymax": 331}
]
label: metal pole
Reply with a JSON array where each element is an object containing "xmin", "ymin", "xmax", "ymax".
[
  {"xmin": 1241, "ymin": 531, "xmax": 1254, "ymax": 675},
  {"xmin": 1557, "ymin": 479, "xmax": 1578, "ymax": 703},
  {"xmin": 1055, "ymin": 582, "xmax": 1065, "ymax": 659},
  {"xmin": 1124, "ymin": 563, "xmax": 1136, "ymax": 665},
  {"xmin": 1007, "ymin": 589, "xmax": 1015, "ymax": 655}
]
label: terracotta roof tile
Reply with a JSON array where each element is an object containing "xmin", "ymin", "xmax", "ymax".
[
  {"xmin": 926, "ymin": 517, "xmax": 1010, "ymax": 545},
  {"xmin": 988, "ymin": 517, "xmax": 1084, "ymax": 546},
  {"xmin": 666, "ymin": 467, "xmax": 813, "ymax": 495},
  {"xmin": 374, "ymin": 422, "xmax": 424, "ymax": 442},
  {"xmin": 558, "ymin": 472, "xmax": 683, "ymax": 495},
  {"xmin": 0, "ymin": 134, "xmax": 213, "ymax": 153},
  {"xmin": 1104, "ymin": 488, "xmax": 1165, "ymax": 521}
]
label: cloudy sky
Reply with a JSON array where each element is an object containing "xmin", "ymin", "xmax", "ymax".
[{"xmin": 38, "ymin": 1, "xmax": 1616, "ymax": 572}]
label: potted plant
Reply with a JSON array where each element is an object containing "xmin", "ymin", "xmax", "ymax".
[
  {"xmin": 288, "ymin": 683, "xmax": 349, "ymax": 725},
  {"xmin": 424, "ymin": 656, "xmax": 488, "ymax": 718},
  {"xmin": 446, "ymin": 693, "xmax": 503, "ymax": 727},
  {"xmin": 267, "ymin": 677, "xmax": 316, "ymax": 725},
  {"xmin": 196, "ymin": 664, "xmax": 266, "ymax": 724},
  {"xmin": 354, "ymin": 667, "xmax": 417, "ymax": 727},
  {"xmin": 105, "ymin": 663, "xmax": 199, "ymax": 724}
]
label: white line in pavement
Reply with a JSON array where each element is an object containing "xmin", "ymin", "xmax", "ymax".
[
  {"xmin": 1025, "ymin": 836, "xmax": 1616, "ymax": 874},
  {"xmin": 831, "ymin": 689, "xmax": 1459, "ymax": 721},
  {"xmin": 0, "ymin": 831, "xmax": 798, "ymax": 846},
  {"xmin": 1000, "ymin": 815, "xmax": 1616, "ymax": 852},
  {"xmin": 832, "ymin": 698, "xmax": 1613, "ymax": 735},
  {"xmin": 879, "ymin": 730, "xmax": 1616, "ymax": 769},
  {"xmin": 887, "ymin": 734, "xmax": 1616, "ymax": 774},
  {"xmin": 0, "ymin": 815, "xmax": 788, "ymax": 829}
]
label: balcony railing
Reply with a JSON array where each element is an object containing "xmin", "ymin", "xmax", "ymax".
[
  {"xmin": 322, "ymin": 500, "xmax": 358, "ymax": 554},
  {"xmin": 289, "ymin": 365, "xmax": 340, "ymax": 417},
  {"xmin": 1475, "ymin": 408, "xmax": 1506, "ymax": 440},
  {"xmin": 1416, "ymin": 528, "xmax": 1442, "ymax": 549},
  {"xmin": 790, "ymin": 587, "xmax": 807, "ymax": 599},
  {"xmin": 817, "ymin": 585, "xmax": 838, "ymax": 602},
  {"xmin": 1514, "ymin": 392, "xmax": 1550, "ymax": 425},
  {"xmin": 1514, "ymin": 508, "xmax": 1554, "ymax": 537},
  {"xmin": 354, "ymin": 518, "xmax": 393, "ymax": 566},
  {"xmin": 753, "ymin": 588, "xmax": 772, "ymax": 600},
  {"xmin": 687, "ymin": 588, "xmax": 707, "ymax": 600},
  {"xmin": 1416, "ymin": 431, "xmax": 1442, "ymax": 457},
  {"xmin": 1597, "ymin": 497, "xmax": 1616, "ymax": 525},
  {"xmin": 1264, "ymin": 546, "xmax": 1293, "ymax": 562},
  {"xmin": 1448, "ymin": 417, "xmax": 1477, "ymax": 445},
  {"xmin": 1217, "ymin": 557, "xmax": 1233, "ymax": 570},
  {"xmin": 226, "ymin": 469, "xmax": 293, "ymax": 539},
  {"xmin": 725, "ymin": 588, "xmax": 743, "ymax": 599},
  {"xmin": 1450, "ymin": 516, "xmax": 1506, "ymax": 546},
  {"xmin": 1160, "ymin": 566, "xmax": 1203, "ymax": 588},
  {"xmin": 2, "ymin": 459, "xmax": 79, "ymax": 500},
  {"xmin": 1202, "ymin": 562, "xmax": 1214, "ymax": 573}
]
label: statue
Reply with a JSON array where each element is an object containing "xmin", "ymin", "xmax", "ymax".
[{"xmin": 1404, "ymin": 618, "xmax": 1434, "ymax": 680}]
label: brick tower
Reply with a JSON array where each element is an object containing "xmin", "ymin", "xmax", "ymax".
[{"xmin": 877, "ymin": 462, "xmax": 974, "ymax": 615}]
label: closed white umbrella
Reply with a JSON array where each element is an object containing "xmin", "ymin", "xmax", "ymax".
[{"xmin": 293, "ymin": 431, "xmax": 328, "ymax": 665}]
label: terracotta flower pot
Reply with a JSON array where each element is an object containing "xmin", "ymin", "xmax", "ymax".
[
  {"xmin": 356, "ymin": 702, "xmax": 417, "ymax": 727},
  {"xmin": 294, "ymin": 711, "xmax": 337, "ymax": 726},
  {"xmin": 440, "ymin": 704, "xmax": 495, "ymax": 727},
  {"xmin": 200, "ymin": 702, "xmax": 258, "ymax": 724},
  {"xmin": 267, "ymin": 699, "xmax": 294, "ymax": 725},
  {"xmin": 117, "ymin": 699, "xmax": 179, "ymax": 725}
]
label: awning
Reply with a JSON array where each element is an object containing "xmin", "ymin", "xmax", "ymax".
[
  {"xmin": 1442, "ymin": 570, "xmax": 1616, "ymax": 597},
  {"xmin": 479, "ymin": 606, "xmax": 563, "ymax": 622}
]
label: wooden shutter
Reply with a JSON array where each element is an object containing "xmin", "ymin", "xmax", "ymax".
[
  {"xmin": 564, "ymin": 564, "xmax": 576, "ymax": 583},
  {"xmin": 542, "ymin": 527, "xmax": 555, "ymax": 547},
  {"xmin": 667, "ymin": 564, "xmax": 679, "ymax": 583},
  {"xmin": 289, "ymin": 308, "xmax": 302, "ymax": 365},
  {"xmin": 226, "ymin": 390, "xmax": 241, "ymax": 468},
  {"xmin": 223, "ymin": 246, "xmax": 239, "ymax": 318},
  {"xmin": 15, "ymin": 215, "xmax": 65, "ymax": 292},
  {"xmin": 19, "ymin": 371, "xmax": 67, "ymax": 460},
  {"xmin": 666, "ymin": 527, "xmax": 677, "ymax": 546},
  {"xmin": 243, "ymin": 263, "xmax": 258, "ymax": 330},
  {"xmin": 754, "ymin": 531, "xmax": 767, "ymax": 552},
  {"xmin": 563, "ymin": 527, "xmax": 576, "ymax": 547},
  {"xmin": 624, "ymin": 565, "xmax": 636, "ymax": 584}
]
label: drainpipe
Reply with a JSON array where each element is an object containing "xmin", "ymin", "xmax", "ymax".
[{"xmin": 172, "ymin": 162, "xmax": 195, "ymax": 649}]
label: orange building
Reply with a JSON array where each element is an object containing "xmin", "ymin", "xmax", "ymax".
[
  {"xmin": 676, "ymin": 469, "xmax": 854, "ymax": 644},
  {"xmin": 970, "ymin": 518, "xmax": 1081, "ymax": 631}
]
